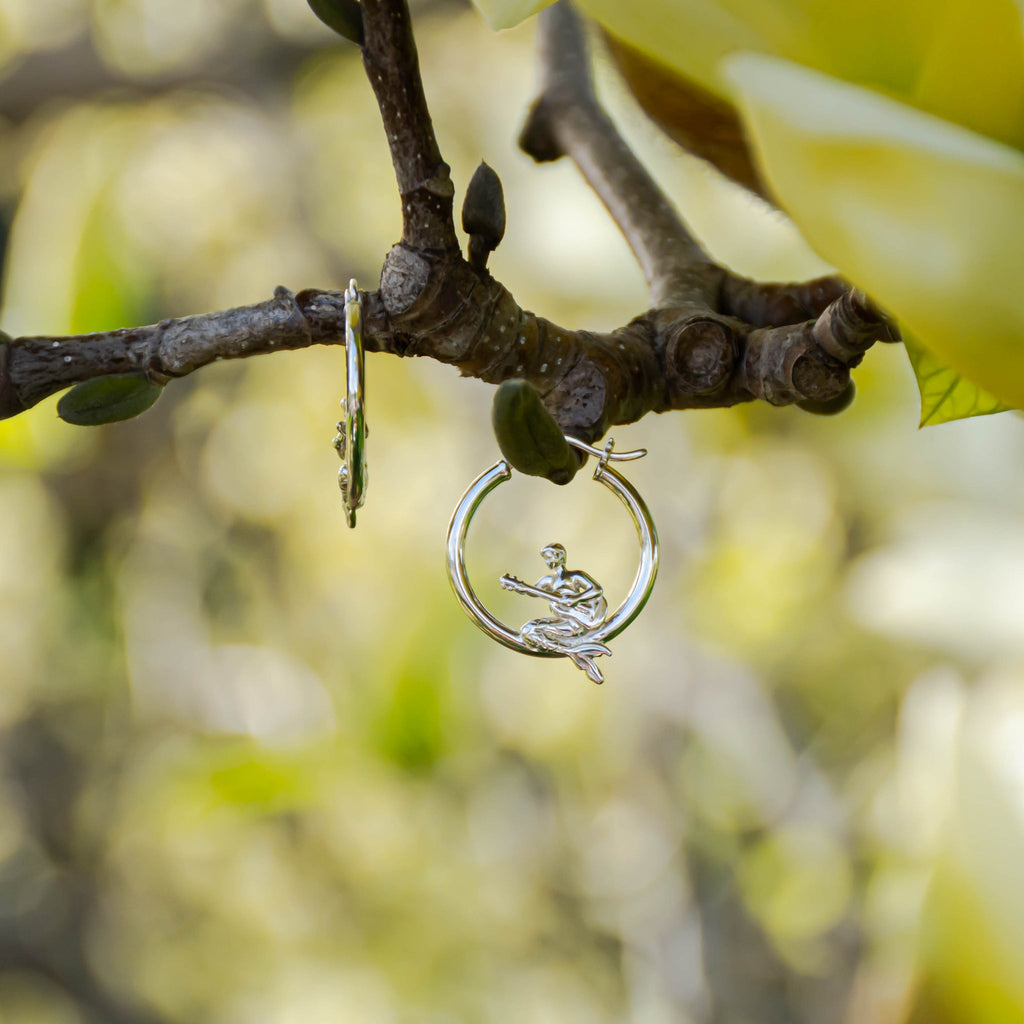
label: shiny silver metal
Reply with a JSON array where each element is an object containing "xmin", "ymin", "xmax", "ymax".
[
  {"xmin": 446, "ymin": 436, "xmax": 659, "ymax": 684},
  {"xmin": 333, "ymin": 279, "xmax": 367, "ymax": 527}
]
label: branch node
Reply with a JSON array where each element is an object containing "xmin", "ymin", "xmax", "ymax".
[
  {"xmin": 797, "ymin": 381, "xmax": 856, "ymax": 416},
  {"xmin": 790, "ymin": 349, "xmax": 849, "ymax": 401},
  {"xmin": 741, "ymin": 324, "xmax": 850, "ymax": 406},
  {"xmin": 665, "ymin": 317, "xmax": 736, "ymax": 396},
  {"xmin": 379, "ymin": 244, "xmax": 433, "ymax": 316}
]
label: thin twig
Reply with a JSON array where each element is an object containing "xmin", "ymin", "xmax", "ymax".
[{"xmin": 720, "ymin": 274, "xmax": 849, "ymax": 328}]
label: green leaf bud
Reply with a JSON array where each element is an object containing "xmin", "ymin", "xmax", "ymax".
[
  {"xmin": 462, "ymin": 162, "xmax": 506, "ymax": 271},
  {"xmin": 57, "ymin": 373, "xmax": 163, "ymax": 426},
  {"xmin": 307, "ymin": 0, "xmax": 363, "ymax": 45},
  {"xmin": 491, "ymin": 379, "xmax": 579, "ymax": 484}
]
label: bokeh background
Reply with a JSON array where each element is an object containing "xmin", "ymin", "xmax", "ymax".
[{"xmin": 1, "ymin": 1, "xmax": 1024, "ymax": 1022}]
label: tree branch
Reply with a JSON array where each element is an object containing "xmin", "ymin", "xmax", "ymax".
[
  {"xmin": 0, "ymin": 0, "xmax": 899, "ymax": 469},
  {"xmin": 361, "ymin": 0, "xmax": 458, "ymax": 252},
  {"xmin": 0, "ymin": 288, "xmax": 345, "ymax": 419}
]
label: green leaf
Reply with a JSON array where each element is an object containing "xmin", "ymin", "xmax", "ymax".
[
  {"xmin": 904, "ymin": 334, "xmax": 1012, "ymax": 427},
  {"xmin": 307, "ymin": 0, "xmax": 363, "ymax": 44},
  {"xmin": 57, "ymin": 373, "xmax": 163, "ymax": 426}
]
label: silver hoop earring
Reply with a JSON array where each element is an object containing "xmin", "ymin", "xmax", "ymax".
[
  {"xmin": 333, "ymin": 279, "xmax": 367, "ymax": 528},
  {"xmin": 446, "ymin": 437, "xmax": 658, "ymax": 684}
]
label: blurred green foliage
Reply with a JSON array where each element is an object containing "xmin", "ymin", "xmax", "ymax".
[{"xmin": 1, "ymin": 2, "xmax": 1024, "ymax": 1023}]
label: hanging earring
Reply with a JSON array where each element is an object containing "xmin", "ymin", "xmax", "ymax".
[
  {"xmin": 333, "ymin": 279, "xmax": 367, "ymax": 528},
  {"xmin": 446, "ymin": 437, "xmax": 658, "ymax": 684}
]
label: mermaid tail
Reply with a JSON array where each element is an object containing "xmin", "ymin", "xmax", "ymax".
[
  {"xmin": 569, "ymin": 651, "xmax": 608, "ymax": 684},
  {"xmin": 519, "ymin": 623, "xmax": 612, "ymax": 683},
  {"xmin": 566, "ymin": 641, "xmax": 612, "ymax": 684}
]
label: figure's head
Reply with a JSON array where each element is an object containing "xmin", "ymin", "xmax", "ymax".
[{"xmin": 540, "ymin": 543, "xmax": 566, "ymax": 569}]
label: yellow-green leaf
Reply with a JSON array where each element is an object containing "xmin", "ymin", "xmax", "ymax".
[
  {"xmin": 904, "ymin": 334, "xmax": 1011, "ymax": 427},
  {"xmin": 471, "ymin": 0, "xmax": 550, "ymax": 30},
  {"xmin": 724, "ymin": 54, "xmax": 1024, "ymax": 410}
]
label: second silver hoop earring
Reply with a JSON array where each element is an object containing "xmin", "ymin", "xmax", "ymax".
[
  {"xmin": 446, "ymin": 437, "xmax": 659, "ymax": 684},
  {"xmin": 333, "ymin": 279, "xmax": 368, "ymax": 528}
]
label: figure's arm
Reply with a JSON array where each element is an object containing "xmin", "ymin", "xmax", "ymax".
[
  {"xmin": 499, "ymin": 574, "xmax": 557, "ymax": 601},
  {"xmin": 566, "ymin": 582, "xmax": 602, "ymax": 606}
]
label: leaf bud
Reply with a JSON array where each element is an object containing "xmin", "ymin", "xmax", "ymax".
[
  {"xmin": 462, "ymin": 161, "xmax": 506, "ymax": 271},
  {"xmin": 57, "ymin": 374, "xmax": 163, "ymax": 426},
  {"xmin": 306, "ymin": 0, "xmax": 363, "ymax": 45},
  {"xmin": 491, "ymin": 379, "xmax": 579, "ymax": 485}
]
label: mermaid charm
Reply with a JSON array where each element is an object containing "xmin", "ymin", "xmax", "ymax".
[{"xmin": 500, "ymin": 543, "xmax": 612, "ymax": 683}]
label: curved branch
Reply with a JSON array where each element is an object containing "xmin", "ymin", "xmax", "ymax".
[{"xmin": 519, "ymin": 0, "xmax": 714, "ymax": 309}]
